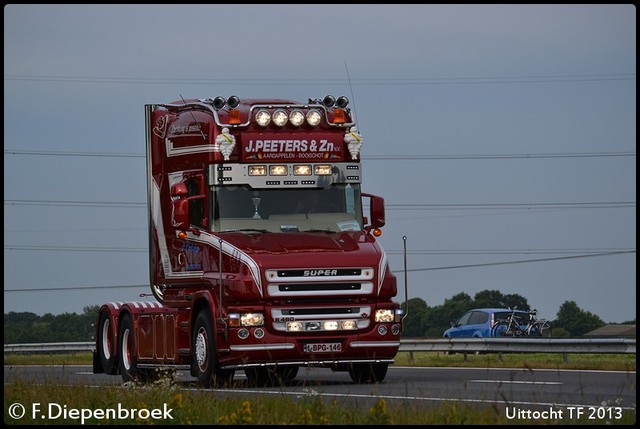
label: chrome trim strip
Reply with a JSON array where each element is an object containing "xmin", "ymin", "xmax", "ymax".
[{"xmin": 229, "ymin": 343, "xmax": 295, "ymax": 351}]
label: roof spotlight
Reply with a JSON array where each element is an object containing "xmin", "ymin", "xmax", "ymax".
[
  {"xmin": 323, "ymin": 95, "xmax": 336, "ymax": 107},
  {"xmin": 336, "ymin": 96, "xmax": 349, "ymax": 108},
  {"xmin": 213, "ymin": 96, "xmax": 226, "ymax": 110},
  {"xmin": 227, "ymin": 95, "xmax": 240, "ymax": 108}
]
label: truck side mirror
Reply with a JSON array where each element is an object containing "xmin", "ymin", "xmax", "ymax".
[
  {"xmin": 170, "ymin": 183, "xmax": 189, "ymax": 230},
  {"xmin": 362, "ymin": 193, "xmax": 385, "ymax": 231}
]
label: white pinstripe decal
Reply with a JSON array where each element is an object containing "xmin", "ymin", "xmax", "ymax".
[
  {"xmin": 378, "ymin": 249, "xmax": 388, "ymax": 294},
  {"xmin": 165, "ymin": 138, "xmax": 220, "ymax": 157}
]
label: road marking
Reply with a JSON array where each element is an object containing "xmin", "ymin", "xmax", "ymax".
[{"xmin": 469, "ymin": 379, "xmax": 562, "ymax": 385}]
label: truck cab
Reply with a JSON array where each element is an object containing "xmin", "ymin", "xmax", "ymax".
[{"xmin": 94, "ymin": 95, "xmax": 403, "ymax": 387}]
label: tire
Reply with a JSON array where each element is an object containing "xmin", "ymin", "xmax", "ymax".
[
  {"xmin": 118, "ymin": 313, "xmax": 151, "ymax": 383},
  {"xmin": 192, "ymin": 310, "xmax": 235, "ymax": 388},
  {"xmin": 491, "ymin": 321, "xmax": 510, "ymax": 337},
  {"xmin": 244, "ymin": 365, "xmax": 298, "ymax": 387},
  {"xmin": 243, "ymin": 366, "xmax": 297, "ymax": 387},
  {"xmin": 97, "ymin": 311, "xmax": 117, "ymax": 375},
  {"xmin": 244, "ymin": 367, "xmax": 275, "ymax": 387},
  {"xmin": 348, "ymin": 363, "xmax": 388, "ymax": 384},
  {"xmin": 276, "ymin": 365, "xmax": 299, "ymax": 382}
]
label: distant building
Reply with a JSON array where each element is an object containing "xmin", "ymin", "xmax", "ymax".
[{"xmin": 584, "ymin": 324, "xmax": 636, "ymax": 338}]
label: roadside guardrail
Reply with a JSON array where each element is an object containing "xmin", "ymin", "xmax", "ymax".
[{"xmin": 4, "ymin": 338, "xmax": 636, "ymax": 355}]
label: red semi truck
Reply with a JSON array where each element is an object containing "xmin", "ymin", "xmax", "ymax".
[{"xmin": 93, "ymin": 95, "xmax": 403, "ymax": 387}]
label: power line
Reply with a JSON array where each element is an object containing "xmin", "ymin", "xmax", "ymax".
[
  {"xmin": 4, "ymin": 250, "xmax": 635, "ymax": 293},
  {"xmin": 397, "ymin": 250, "xmax": 636, "ymax": 273},
  {"xmin": 5, "ymin": 245, "xmax": 146, "ymax": 253},
  {"xmin": 385, "ymin": 247, "xmax": 636, "ymax": 256},
  {"xmin": 4, "ymin": 149, "xmax": 636, "ymax": 159},
  {"xmin": 4, "ymin": 73, "xmax": 635, "ymax": 86},
  {"xmin": 6, "ymin": 245, "xmax": 633, "ymax": 255},
  {"xmin": 365, "ymin": 152, "xmax": 636, "ymax": 160},
  {"xmin": 388, "ymin": 202, "xmax": 635, "ymax": 210},
  {"xmin": 4, "ymin": 199, "xmax": 145, "ymax": 208},
  {"xmin": 4, "ymin": 199, "xmax": 634, "ymax": 210},
  {"xmin": 4, "ymin": 284, "xmax": 149, "ymax": 292},
  {"xmin": 3, "ymin": 150, "xmax": 143, "ymax": 158}
]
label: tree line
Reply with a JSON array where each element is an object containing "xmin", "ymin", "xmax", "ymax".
[
  {"xmin": 4, "ymin": 305, "xmax": 98, "ymax": 344},
  {"xmin": 401, "ymin": 289, "xmax": 634, "ymax": 338},
  {"xmin": 3, "ymin": 291, "xmax": 635, "ymax": 344}
]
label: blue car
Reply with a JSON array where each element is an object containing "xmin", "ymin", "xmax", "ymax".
[{"xmin": 443, "ymin": 308, "xmax": 529, "ymax": 338}]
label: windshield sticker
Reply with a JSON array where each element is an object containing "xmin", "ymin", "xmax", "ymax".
[
  {"xmin": 337, "ymin": 220, "xmax": 360, "ymax": 231},
  {"xmin": 280, "ymin": 224, "xmax": 299, "ymax": 232}
]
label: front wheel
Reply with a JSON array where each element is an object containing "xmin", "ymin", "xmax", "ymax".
[
  {"xmin": 277, "ymin": 365, "xmax": 299, "ymax": 382},
  {"xmin": 244, "ymin": 367, "xmax": 275, "ymax": 387},
  {"xmin": 192, "ymin": 310, "xmax": 235, "ymax": 388},
  {"xmin": 348, "ymin": 363, "xmax": 388, "ymax": 384}
]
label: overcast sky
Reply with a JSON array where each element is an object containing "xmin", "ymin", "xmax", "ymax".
[{"xmin": 4, "ymin": 4, "xmax": 636, "ymax": 324}]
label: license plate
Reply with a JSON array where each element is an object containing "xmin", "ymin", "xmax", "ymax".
[{"xmin": 303, "ymin": 343, "xmax": 342, "ymax": 353}]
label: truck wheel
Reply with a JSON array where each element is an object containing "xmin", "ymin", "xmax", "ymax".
[
  {"xmin": 244, "ymin": 367, "xmax": 277, "ymax": 387},
  {"xmin": 193, "ymin": 310, "xmax": 235, "ymax": 388},
  {"xmin": 348, "ymin": 363, "xmax": 388, "ymax": 384},
  {"xmin": 277, "ymin": 365, "xmax": 299, "ymax": 382},
  {"xmin": 245, "ymin": 365, "xmax": 298, "ymax": 387},
  {"xmin": 97, "ymin": 311, "xmax": 117, "ymax": 374},
  {"xmin": 118, "ymin": 313, "xmax": 149, "ymax": 383}
]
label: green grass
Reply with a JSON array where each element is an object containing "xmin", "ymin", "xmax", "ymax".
[
  {"xmin": 393, "ymin": 351, "xmax": 637, "ymax": 371},
  {"xmin": 4, "ymin": 352, "xmax": 94, "ymax": 366}
]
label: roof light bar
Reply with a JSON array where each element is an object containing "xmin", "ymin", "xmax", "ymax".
[
  {"xmin": 255, "ymin": 109, "xmax": 271, "ymax": 127},
  {"xmin": 272, "ymin": 109, "xmax": 288, "ymax": 127}
]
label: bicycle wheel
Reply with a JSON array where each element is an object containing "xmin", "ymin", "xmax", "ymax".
[
  {"xmin": 528, "ymin": 321, "xmax": 551, "ymax": 337},
  {"xmin": 491, "ymin": 321, "xmax": 510, "ymax": 337}
]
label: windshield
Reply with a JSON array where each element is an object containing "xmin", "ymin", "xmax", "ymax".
[{"xmin": 211, "ymin": 184, "xmax": 363, "ymax": 233}]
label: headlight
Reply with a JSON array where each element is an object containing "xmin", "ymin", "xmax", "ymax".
[
  {"xmin": 287, "ymin": 321, "xmax": 304, "ymax": 332},
  {"xmin": 323, "ymin": 321, "xmax": 339, "ymax": 331},
  {"xmin": 229, "ymin": 312, "xmax": 265, "ymax": 327},
  {"xmin": 248, "ymin": 165, "xmax": 267, "ymax": 176},
  {"xmin": 269, "ymin": 165, "xmax": 288, "ymax": 176},
  {"xmin": 293, "ymin": 165, "xmax": 312, "ymax": 175},
  {"xmin": 286, "ymin": 319, "xmax": 359, "ymax": 331},
  {"xmin": 242, "ymin": 313, "xmax": 264, "ymax": 326},
  {"xmin": 314, "ymin": 164, "xmax": 332, "ymax": 175},
  {"xmin": 375, "ymin": 309, "xmax": 394, "ymax": 323},
  {"xmin": 340, "ymin": 320, "xmax": 358, "ymax": 330}
]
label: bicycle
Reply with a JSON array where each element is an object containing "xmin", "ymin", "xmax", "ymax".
[
  {"xmin": 492, "ymin": 307, "xmax": 528, "ymax": 337},
  {"xmin": 525, "ymin": 310, "xmax": 552, "ymax": 337},
  {"xmin": 492, "ymin": 307, "xmax": 551, "ymax": 337}
]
